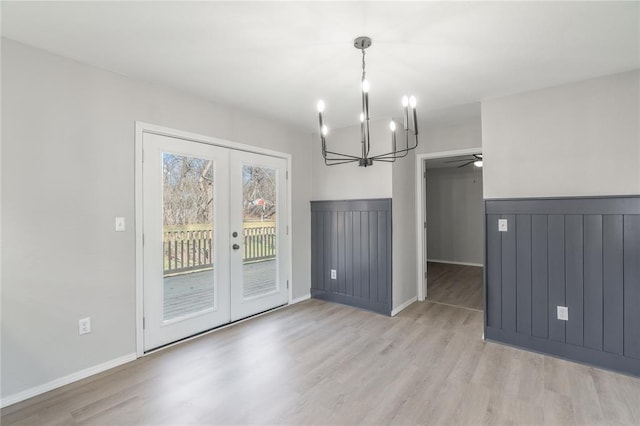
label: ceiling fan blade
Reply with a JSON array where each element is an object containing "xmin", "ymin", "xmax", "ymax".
[
  {"xmin": 457, "ymin": 161, "xmax": 475, "ymax": 168},
  {"xmin": 444, "ymin": 158, "xmax": 473, "ymax": 163}
]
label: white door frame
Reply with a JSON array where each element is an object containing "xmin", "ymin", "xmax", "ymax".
[
  {"xmin": 414, "ymin": 147, "xmax": 483, "ymax": 301},
  {"xmin": 134, "ymin": 122, "xmax": 293, "ymax": 357}
]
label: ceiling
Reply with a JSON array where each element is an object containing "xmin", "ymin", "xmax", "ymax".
[{"xmin": 2, "ymin": 1, "xmax": 638, "ymax": 133}]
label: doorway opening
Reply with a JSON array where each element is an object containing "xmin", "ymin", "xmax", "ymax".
[{"xmin": 416, "ymin": 149, "xmax": 483, "ymax": 311}]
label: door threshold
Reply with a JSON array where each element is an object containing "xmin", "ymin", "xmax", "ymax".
[{"xmin": 144, "ymin": 302, "xmax": 288, "ymax": 355}]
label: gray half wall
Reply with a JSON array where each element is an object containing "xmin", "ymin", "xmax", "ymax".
[
  {"xmin": 311, "ymin": 199, "xmax": 392, "ymax": 315},
  {"xmin": 485, "ymin": 196, "xmax": 640, "ymax": 377}
]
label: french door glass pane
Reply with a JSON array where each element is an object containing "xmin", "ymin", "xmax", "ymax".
[
  {"xmin": 162, "ymin": 153, "xmax": 215, "ymax": 320},
  {"xmin": 242, "ymin": 165, "xmax": 277, "ymax": 299}
]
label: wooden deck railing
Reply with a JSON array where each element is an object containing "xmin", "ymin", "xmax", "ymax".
[{"xmin": 163, "ymin": 226, "xmax": 276, "ymax": 275}]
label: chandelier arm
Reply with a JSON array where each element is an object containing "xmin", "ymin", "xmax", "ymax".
[
  {"xmin": 372, "ymin": 151, "xmax": 407, "ymax": 160},
  {"xmin": 369, "ymin": 133, "xmax": 419, "ymax": 161},
  {"xmin": 373, "ymin": 157, "xmax": 398, "ymax": 163},
  {"xmin": 370, "ymin": 147, "xmax": 413, "ymax": 161},
  {"xmin": 323, "ymin": 149, "xmax": 363, "ymax": 160},
  {"xmin": 324, "ymin": 158, "xmax": 360, "ymax": 166},
  {"xmin": 325, "ymin": 157, "xmax": 359, "ymax": 163},
  {"xmin": 371, "ymin": 155, "xmax": 403, "ymax": 162}
]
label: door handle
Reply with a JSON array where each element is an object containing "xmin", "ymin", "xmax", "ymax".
[{"xmin": 232, "ymin": 243, "xmax": 240, "ymax": 250}]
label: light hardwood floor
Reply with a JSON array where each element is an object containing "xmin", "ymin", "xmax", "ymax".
[
  {"xmin": 426, "ymin": 261, "xmax": 484, "ymax": 311},
  {"xmin": 3, "ymin": 299, "xmax": 639, "ymax": 425}
]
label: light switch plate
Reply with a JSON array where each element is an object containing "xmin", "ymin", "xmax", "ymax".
[
  {"xmin": 330, "ymin": 269, "xmax": 337, "ymax": 280},
  {"xmin": 115, "ymin": 217, "xmax": 126, "ymax": 232},
  {"xmin": 79, "ymin": 317, "xmax": 91, "ymax": 335},
  {"xmin": 498, "ymin": 219, "xmax": 508, "ymax": 232},
  {"xmin": 557, "ymin": 306, "xmax": 569, "ymax": 321}
]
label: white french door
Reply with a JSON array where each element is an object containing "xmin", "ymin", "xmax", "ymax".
[
  {"xmin": 229, "ymin": 150, "xmax": 288, "ymax": 321},
  {"xmin": 142, "ymin": 132, "xmax": 288, "ymax": 351}
]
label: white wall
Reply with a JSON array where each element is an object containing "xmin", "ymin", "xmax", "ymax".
[
  {"xmin": 426, "ymin": 167, "xmax": 483, "ymax": 265},
  {"xmin": 482, "ymin": 70, "xmax": 640, "ymax": 198},
  {"xmin": 311, "ymin": 119, "xmax": 393, "ymax": 200},
  {"xmin": 392, "ymin": 150, "xmax": 417, "ymax": 310},
  {"xmin": 417, "ymin": 117, "xmax": 482, "ymax": 155},
  {"xmin": 1, "ymin": 39, "xmax": 312, "ymax": 400}
]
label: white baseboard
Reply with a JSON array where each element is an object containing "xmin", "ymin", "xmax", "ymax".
[
  {"xmin": 291, "ymin": 294, "xmax": 311, "ymax": 304},
  {"xmin": 391, "ymin": 296, "xmax": 418, "ymax": 316},
  {"xmin": 427, "ymin": 259, "xmax": 483, "ymax": 267},
  {"xmin": 1, "ymin": 352, "xmax": 137, "ymax": 409}
]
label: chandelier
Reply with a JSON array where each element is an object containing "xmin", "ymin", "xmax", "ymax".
[{"xmin": 316, "ymin": 36, "xmax": 419, "ymax": 167}]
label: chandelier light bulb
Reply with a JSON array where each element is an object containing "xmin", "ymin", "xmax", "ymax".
[
  {"xmin": 402, "ymin": 96, "xmax": 409, "ymax": 107},
  {"xmin": 409, "ymin": 96, "xmax": 417, "ymax": 108},
  {"xmin": 362, "ymin": 80, "xmax": 370, "ymax": 93},
  {"xmin": 360, "ymin": 112, "xmax": 365, "ymax": 122},
  {"xmin": 321, "ymin": 125, "xmax": 329, "ymax": 136},
  {"xmin": 474, "ymin": 160, "xmax": 483, "ymax": 168},
  {"xmin": 317, "ymin": 100, "xmax": 325, "ymax": 113},
  {"xmin": 389, "ymin": 121, "xmax": 396, "ymax": 132}
]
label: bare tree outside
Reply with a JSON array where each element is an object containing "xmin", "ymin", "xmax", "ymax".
[
  {"xmin": 242, "ymin": 165, "xmax": 276, "ymax": 222},
  {"xmin": 163, "ymin": 153, "xmax": 213, "ymax": 227},
  {"xmin": 161, "ymin": 155, "xmax": 277, "ymax": 226}
]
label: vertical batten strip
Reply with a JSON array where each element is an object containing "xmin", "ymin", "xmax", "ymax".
[
  {"xmin": 583, "ymin": 214, "xmax": 603, "ymax": 351},
  {"xmin": 501, "ymin": 214, "xmax": 517, "ymax": 332},
  {"xmin": 486, "ymin": 214, "xmax": 502, "ymax": 328},
  {"xmin": 516, "ymin": 214, "xmax": 533, "ymax": 336},
  {"xmin": 531, "ymin": 214, "xmax": 549, "ymax": 338},
  {"xmin": 565, "ymin": 214, "xmax": 584, "ymax": 347},
  {"xmin": 603, "ymin": 214, "xmax": 624, "ymax": 355},
  {"xmin": 548, "ymin": 214, "xmax": 566, "ymax": 343},
  {"xmin": 623, "ymin": 215, "xmax": 640, "ymax": 360}
]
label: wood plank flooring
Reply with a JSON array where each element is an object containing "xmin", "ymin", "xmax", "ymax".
[
  {"xmin": 427, "ymin": 261, "xmax": 484, "ymax": 311},
  {"xmin": 3, "ymin": 299, "xmax": 639, "ymax": 425}
]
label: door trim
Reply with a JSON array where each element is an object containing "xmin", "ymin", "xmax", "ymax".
[
  {"xmin": 415, "ymin": 148, "xmax": 482, "ymax": 302},
  {"xmin": 135, "ymin": 122, "xmax": 293, "ymax": 357}
]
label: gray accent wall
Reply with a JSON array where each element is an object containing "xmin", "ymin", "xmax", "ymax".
[
  {"xmin": 426, "ymin": 167, "xmax": 484, "ymax": 265},
  {"xmin": 485, "ymin": 196, "xmax": 640, "ymax": 376},
  {"xmin": 311, "ymin": 199, "xmax": 392, "ymax": 315}
]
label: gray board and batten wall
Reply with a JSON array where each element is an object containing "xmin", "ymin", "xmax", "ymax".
[
  {"xmin": 485, "ymin": 196, "xmax": 640, "ymax": 377},
  {"xmin": 311, "ymin": 199, "xmax": 392, "ymax": 315}
]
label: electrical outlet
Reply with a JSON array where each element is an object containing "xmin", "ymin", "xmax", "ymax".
[
  {"xmin": 330, "ymin": 269, "xmax": 337, "ymax": 280},
  {"xmin": 498, "ymin": 219, "xmax": 508, "ymax": 232},
  {"xmin": 557, "ymin": 306, "xmax": 569, "ymax": 321},
  {"xmin": 79, "ymin": 317, "xmax": 91, "ymax": 335}
]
